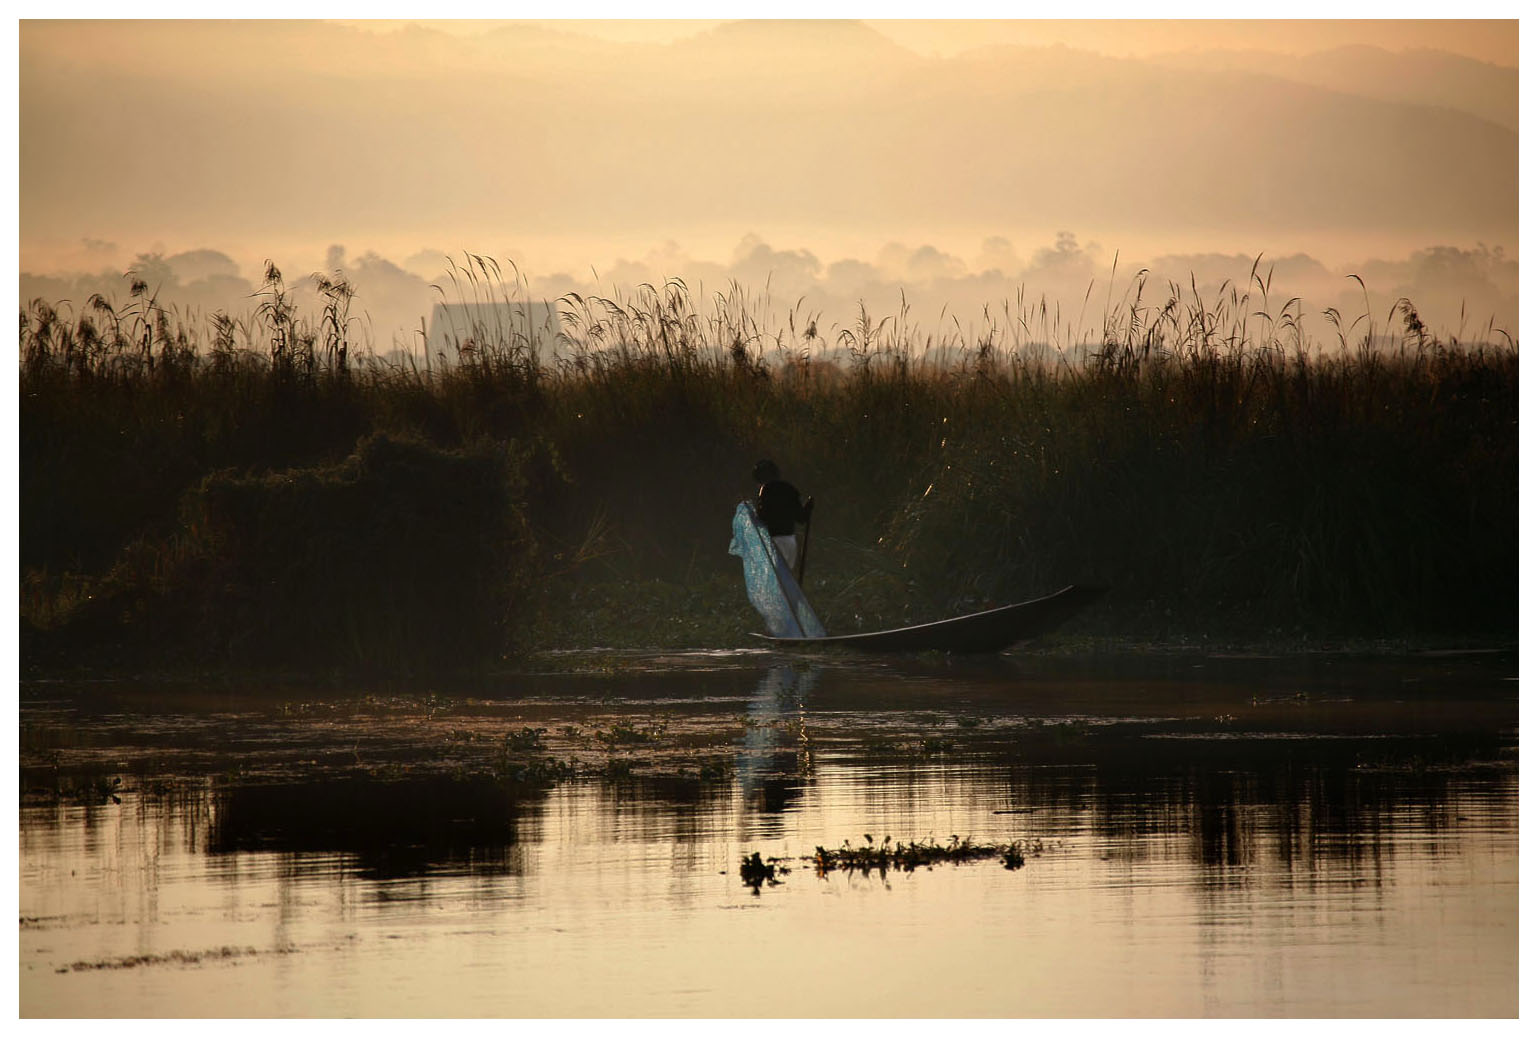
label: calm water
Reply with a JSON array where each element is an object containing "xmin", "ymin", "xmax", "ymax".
[{"xmin": 19, "ymin": 650, "xmax": 1517, "ymax": 1017}]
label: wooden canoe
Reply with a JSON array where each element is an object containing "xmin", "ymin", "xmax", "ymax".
[{"xmin": 750, "ymin": 584, "xmax": 1106, "ymax": 653}]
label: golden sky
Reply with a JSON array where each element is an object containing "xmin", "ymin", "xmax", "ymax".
[
  {"xmin": 16, "ymin": 17, "xmax": 1521, "ymax": 338},
  {"xmin": 396, "ymin": 19, "xmax": 1518, "ymax": 64},
  {"xmin": 329, "ymin": 18, "xmax": 1516, "ymax": 63}
]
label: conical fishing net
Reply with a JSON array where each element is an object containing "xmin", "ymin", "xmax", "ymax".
[{"xmin": 728, "ymin": 501, "xmax": 826, "ymax": 639}]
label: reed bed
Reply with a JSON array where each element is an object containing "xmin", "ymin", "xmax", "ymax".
[{"xmin": 19, "ymin": 259, "xmax": 1517, "ymax": 673}]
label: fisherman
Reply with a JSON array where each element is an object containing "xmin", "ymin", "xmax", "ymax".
[{"xmin": 752, "ymin": 459, "xmax": 813, "ymax": 570}]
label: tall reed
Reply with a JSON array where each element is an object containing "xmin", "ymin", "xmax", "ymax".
[{"xmin": 19, "ymin": 258, "xmax": 1517, "ymax": 671}]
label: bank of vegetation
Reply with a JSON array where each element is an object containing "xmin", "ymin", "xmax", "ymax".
[{"xmin": 19, "ymin": 260, "xmax": 1517, "ymax": 675}]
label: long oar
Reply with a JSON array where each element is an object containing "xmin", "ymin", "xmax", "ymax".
[{"xmin": 796, "ymin": 498, "xmax": 813, "ymax": 585}]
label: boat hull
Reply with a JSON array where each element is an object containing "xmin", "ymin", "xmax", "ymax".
[{"xmin": 750, "ymin": 584, "xmax": 1106, "ymax": 653}]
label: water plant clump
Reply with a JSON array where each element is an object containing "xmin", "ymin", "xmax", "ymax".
[
  {"xmin": 809, "ymin": 834, "xmax": 1042, "ymax": 875},
  {"xmin": 594, "ymin": 721, "xmax": 666, "ymax": 747},
  {"xmin": 491, "ymin": 755, "xmax": 579, "ymax": 784},
  {"xmin": 26, "ymin": 773, "xmax": 124, "ymax": 805},
  {"xmin": 739, "ymin": 851, "xmax": 786, "ymax": 891},
  {"xmin": 502, "ymin": 727, "xmax": 549, "ymax": 752}
]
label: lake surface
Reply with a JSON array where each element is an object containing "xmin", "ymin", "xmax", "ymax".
[{"xmin": 19, "ymin": 649, "xmax": 1518, "ymax": 1017}]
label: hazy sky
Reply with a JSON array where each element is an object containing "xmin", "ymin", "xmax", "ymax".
[
  {"xmin": 339, "ymin": 18, "xmax": 1519, "ymax": 64},
  {"xmin": 15, "ymin": 15, "xmax": 1522, "ymax": 341}
]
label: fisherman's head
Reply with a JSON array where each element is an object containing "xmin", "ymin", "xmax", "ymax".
[{"xmin": 753, "ymin": 459, "xmax": 779, "ymax": 484}]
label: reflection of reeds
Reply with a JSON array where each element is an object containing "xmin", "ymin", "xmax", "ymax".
[{"xmin": 18, "ymin": 261, "xmax": 1518, "ymax": 671}]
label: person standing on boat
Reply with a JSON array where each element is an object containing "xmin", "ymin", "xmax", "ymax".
[{"xmin": 753, "ymin": 459, "xmax": 813, "ymax": 570}]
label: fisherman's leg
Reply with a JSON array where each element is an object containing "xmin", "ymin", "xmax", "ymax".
[{"xmin": 775, "ymin": 535, "xmax": 799, "ymax": 568}]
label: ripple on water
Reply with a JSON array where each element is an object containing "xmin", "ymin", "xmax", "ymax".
[{"xmin": 19, "ymin": 654, "xmax": 1518, "ymax": 1017}]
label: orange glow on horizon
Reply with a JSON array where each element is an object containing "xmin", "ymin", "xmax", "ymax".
[{"xmin": 18, "ymin": 18, "xmax": 1519, "ymax": 337}]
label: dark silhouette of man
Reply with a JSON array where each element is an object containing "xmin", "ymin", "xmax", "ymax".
[{"xmin": 752, "ymin": 459, "xmax": 813, "ymax": 570}]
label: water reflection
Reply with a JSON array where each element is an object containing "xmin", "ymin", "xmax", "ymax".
[
  {"xmin": 19, "ymin": 652, "xmax": 1518, "ymax": 1017},
  {"xmin": 737, "ymin": 664, "xmax": 820, "ymax": 829},
  {"xmin": 22, "ymin": 656, "xmax": 1517, "ymax": 882},
  {"xmin": 209, "ymin": 776, "xmax": 537, "ymax": 879}
]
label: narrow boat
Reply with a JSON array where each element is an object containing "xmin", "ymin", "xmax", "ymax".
[{"xmin": 750, "ymin": 584, "xmax": 1107, "ymax": 653}]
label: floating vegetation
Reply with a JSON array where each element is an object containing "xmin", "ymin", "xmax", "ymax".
[
  {"xmin": 29, "ymin": 774, "xmax": 123, "ymax": 805},
  {"xmin": 739, "ymin": 852, "xmax": 787, "ymax": 891},
  {"xmin": 695, "ymin": 757, "xmax": 733, "ymax": 781},
  {"xmin": 490, "ymin": 756, "xmax": 579, "ymax": 784},
  {"xmin": 59, "ymin": 945, "xmax": 297, "ymax": 972},
  {"xmin": 733, "ymin": 834, "xmax": 1054, "ymax": 892},
  {"xmin": 595, "ymin": 721, "xmax": 665, "ymax": 747},
  {"xmin": 807, "ymin": 834, "xmax": 1046, "ymax": 876},
  {"xmin": 597, "ymin": 758, "xmax": 635, "ymax": 780},
  {"xmin": 1001, "ymin": 842, "xmax": 1032, "ymax": 870},
  {"xmin": 488, "ymin": 725, "xmax": 578, "ymax": 783},
  {"xmin": 280, "ymin": 694, "xmax": 468, "ymax": 719},
  {"xmin": 1051, "ymin": 720, "xmax": 1092, "ymax": 743},
  {"xmin": 502, "ymin": 726, "xmax": 549, "ymax": 752}
]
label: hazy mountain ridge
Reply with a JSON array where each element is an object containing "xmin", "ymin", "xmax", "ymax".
[
  {"xmin": 1145, "ymin": 43, "xmax": 1518, "ymax": 130},
  {"xmin": 680, "ymin": 19, "xmax": 914, "ymax": 57},
  {"xmin": 21, "ymin": 20, "xmax": 1516, "ymax": 317},
  {"xmin": 21, "ymin": 20, "xmax": 1509, "ymax": 121}
]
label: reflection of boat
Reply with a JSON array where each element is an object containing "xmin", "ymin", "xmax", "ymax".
[{"xmin": 751, "ymin": 585, "xmax": 1107, "ymax": 653}]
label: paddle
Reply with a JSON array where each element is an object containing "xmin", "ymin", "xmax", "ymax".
[{"xmin": 797, "ymin": 496, "xmax": 814, "ymax": 585}]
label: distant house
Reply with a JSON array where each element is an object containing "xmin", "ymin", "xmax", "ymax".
[{"xmin": 424, "ymin": 300, "xmax": 566, "ymax": 365}]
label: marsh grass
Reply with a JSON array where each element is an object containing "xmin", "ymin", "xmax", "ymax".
[{"xmin": 19, "ymin": 258, "xmax": 1517, "ymax": 672}]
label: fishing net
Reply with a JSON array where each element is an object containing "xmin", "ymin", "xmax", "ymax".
[{"xmin": 728, "ymin": 501, "xmax": 826, "ymax": 639}]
